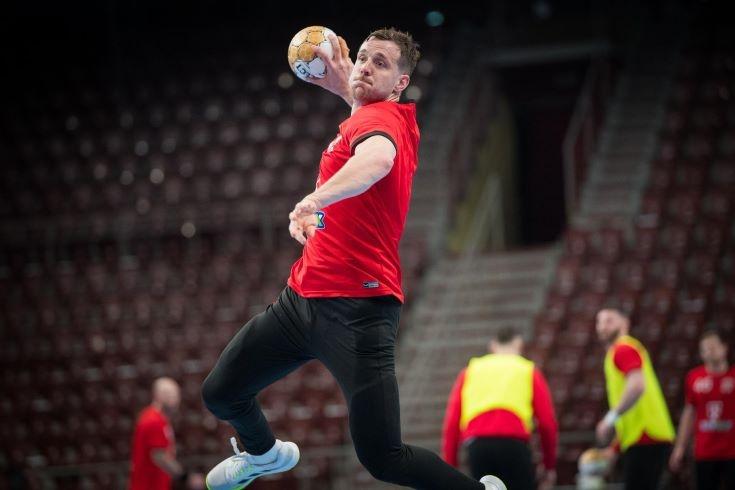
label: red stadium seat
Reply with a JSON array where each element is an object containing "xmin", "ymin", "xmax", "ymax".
[
  {"xmin": 656, "ymin": 224, "xmax": 691, "ymax": 258},
  {"xmin": 669, "ymin": 312, "xmax": 705, "ymax": 341}
]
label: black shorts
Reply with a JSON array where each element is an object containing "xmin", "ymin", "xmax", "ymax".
[
  {"xmin": 695, "ymin": 459, "xmax": 735, "ymax": 490},
  {"xmin": 622, "ymin": 443, "xmax": 670, "ymax": 490},
  {"xmin": 466, "ymin": 437, "xmax": 535, "ymax": 490}
]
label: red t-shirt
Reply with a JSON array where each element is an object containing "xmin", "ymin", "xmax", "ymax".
[
  {"xmin": 611, "ymin": 343, "xmax": 665, "ymax": 447},
  {"xmin": 441, "ymin": 367, "xmax": 558, "ymax": 470},
  {"xmin": 288, "ymin": 101, "xmax": 420, "ymax": 303},
  {"xmin": 685, "ymin": 365, "xmax": 735, "ymax": 460},
  {"xmin": 129, "ymin": 406, "xmax": 175, "ymax": 490}
]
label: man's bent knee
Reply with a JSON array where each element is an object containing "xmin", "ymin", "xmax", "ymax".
[
  {"xmin": 201, "ymin": 371, "xmax": 247, "ymax": 420},
  {"xmin": 357, "ymin": 449, "xmax": 405, "ymax": 484}
]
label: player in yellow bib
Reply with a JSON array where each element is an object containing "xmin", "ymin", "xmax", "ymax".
[
  {"xmin": 595, "ymin": 308, "xmax": 675, "ymax": 490},
  {"xmin": 442, "ymin": 327, "xmax": 558, "ymax": 490}
]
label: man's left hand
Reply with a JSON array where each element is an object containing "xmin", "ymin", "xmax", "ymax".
[
  {"xmin": 595, "ymin": 418, "xmax": 615, "ymax": 446},
  {"xmin": 538, "ymin": 469, "xmax": 556, "ymax": 490}
]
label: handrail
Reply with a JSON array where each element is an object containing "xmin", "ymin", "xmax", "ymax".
[{"xmin": 562, "ymin": 59, "xmax": 611, "ymax": 219}]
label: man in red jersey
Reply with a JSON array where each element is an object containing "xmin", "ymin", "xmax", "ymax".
[
  {"xmin": 202, "ymin": 28, "xmax": 505, "ymax": 490},
  {"xmin": 442, "ymin": 327, "xmax": 558, "ymax": 490},
  {"xmin": 670, "ymin": 328, "xmax": 735, "ymax": 489},
  {"xmin": 129, "ymin": 378, "xmax": 200, "ymax": 490}
]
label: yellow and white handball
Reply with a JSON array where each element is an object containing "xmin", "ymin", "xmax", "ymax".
[{"xmin": 287, "ymin": 26, "xmax": 336, "ymax": 81}]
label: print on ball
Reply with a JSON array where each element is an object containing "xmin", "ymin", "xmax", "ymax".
[{"xmin": 287, "ymin": 26, "xmax": 336, "ymax": 81}]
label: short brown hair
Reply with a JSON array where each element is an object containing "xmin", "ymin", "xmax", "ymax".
[
  {"xmin": 494, "ymin": 326, "xmax": 522, "ymax": 345},
  {"xmin": 701, "ymin": 327, "xmax": 727, "ymax": 344},
  {"xmin": 365, "ymin": 27, "xmax": 420, "ymax": 75}
]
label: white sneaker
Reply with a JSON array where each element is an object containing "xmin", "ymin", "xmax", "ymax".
[
  {"xmin": 480, "ymin": 475, "xmax": 507, "ymax": 490},
  {"xmin": 205, "ymin": 437, "xmax": 300, "ymax": 490}
]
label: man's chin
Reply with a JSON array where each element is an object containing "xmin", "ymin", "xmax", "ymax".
[
  {"xmin": 352, "ymin": 85, "xmax": 369, "ymax": 100},
  {"xmin": 599, "ymin": 331, "xmax": 619, "ymax": 344}
]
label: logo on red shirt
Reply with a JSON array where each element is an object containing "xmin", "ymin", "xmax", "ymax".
[
  {"xmin": 315, "ymin": 211, "xmax": 325, "ymax": 230},
  {"xmin": 694, "ymin": 376, "xmax": 713, "ymax": 394},
  {"xmin": 722, "ymin": 377, "xmax": 734, "ymax": 394},
  {"xmin": 327, "ymin": 135, "xmax": 342, "ymax": 153},
  {"xmin": 701, "ymin": 400, "xmax": 732, "ymax": 432}
]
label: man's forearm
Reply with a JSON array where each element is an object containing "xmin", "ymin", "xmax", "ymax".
[
  {"xmin": 311, "ymin": 149, "xmax": 392, "ymax": 208},
  {"xmin": 151, "ymin": 450, "xmax": 184, "ymax": 477},
  {"xmin": 673, "ymin": 405, "xmax": 695, "ymax": 451},
  {"xmin": 614, "ymin": 371, "xmax": 645, "ymax": 415}
]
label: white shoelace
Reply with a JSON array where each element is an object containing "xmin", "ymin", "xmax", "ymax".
[
  {"xmin": 230, "ymin": 437, "xmax": 243, "ymax": 456},
  {"xmin": 225, "ymin": 437, "xmax": 252, "ymax": 482}
]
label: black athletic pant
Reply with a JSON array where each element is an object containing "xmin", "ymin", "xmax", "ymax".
[
  {"xmin": 467, "ymin": 437, "xmax": 535, "ymax": 490},
  {"xmin": 696, "ymin": 459, "xmax": 735, "ymax": 490},
  {"xmin": 202, "ymin": 287, "xmax": 484, "ymax": 489},
  {"xmin": 622, "ymin": 443, "xmax": 670, "ymax": 490}
]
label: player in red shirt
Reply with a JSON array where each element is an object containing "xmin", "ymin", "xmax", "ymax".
[
  {"xmin": 129, "ymin": 378, "xmax": 200, "ymax": 490},
  {"xmin": 202, "ymin": 28, "xmax": 505, "ymax": 490},
  {"xmin": 670, "ymin": 328, "xmax": 735, "ymax": 489},
  {"xmin": 442, "ymin": 327, "xmax": 558, "ymax": 490}
]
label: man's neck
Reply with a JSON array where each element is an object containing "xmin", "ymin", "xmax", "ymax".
[
  {"xmin": 705, "ymin": 361, "xmax": 729, "ymax": 374},
  {"xmin": 491, "ymin": 348, "xmax": 519, "ymax": 356},
  {"xmin": 606, "ymin": 332, "xmax": 625, "ymax": 350},
  {"xmin": 351, "ymin": 94, "xmax": 399, "ymax": 115}
]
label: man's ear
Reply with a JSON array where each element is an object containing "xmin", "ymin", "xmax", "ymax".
[{"xmin": 394, "ymin": 74, "xmax": 410, "ymax": 95}]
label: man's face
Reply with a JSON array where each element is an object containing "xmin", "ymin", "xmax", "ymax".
[
  {"xmin": 162, "ymin": 386, "xmax": 181, "ymax": 413},
  {"xmin": 350, "ymin": 38, "xmax": 408, "ymax": 103},
  {"xmin": 700, "ymin": 335, "xmax": 728, "ymax": 365},
  {"xmin": 596, "ymin": 310, "xmax": 623, "ymax": 344}
]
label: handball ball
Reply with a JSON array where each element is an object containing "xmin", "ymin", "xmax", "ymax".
[
  {"xmin": 578, "ymin": 448, "xmax": 611, "ymax": 476},
  {"xmin": 287, "ymin": 26, "xmax": 335, "ymax": 81}
]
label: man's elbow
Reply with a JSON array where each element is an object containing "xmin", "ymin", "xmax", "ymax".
[
  {"xmin": 632, "ymin": 374, "xmax": 646, "ymax": 397},
  {"xmin": 636, "ymin": 380, "xmax": 646, "ymax": 397},
  {"xmin": 375, "ymin": 155, "xmax": 394, "ymax": 176}
]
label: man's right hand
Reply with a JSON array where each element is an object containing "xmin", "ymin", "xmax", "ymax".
[
  {"xmin": 668, "ymin": 445, "xmax": 685, "ymax": 473},
  {"xmin": 538, "ymin": 469, "xmax": 556, "ymax": 490},
  {"xmin": 288, "ymin": 195, "xmax": 321, "ymax": 245},
  {"xmin": 306, "ymin": 33, "xmax": 354, "ymax": 106},
  {"xmin": 186, "ymin": 472, "xmax": 206, "ymax": 490}
]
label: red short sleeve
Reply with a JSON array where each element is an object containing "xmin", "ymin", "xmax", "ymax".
[
  {"xmin": 613, "ymin": 344, "xmax": 643, "ymax": 374},
  {"xmin": 684, "ymin": 369, "xmax": 697, "ymax": 405},
  {"xmin": 342, "ymin": 104, "xmax": 399, "ymax": 154}
]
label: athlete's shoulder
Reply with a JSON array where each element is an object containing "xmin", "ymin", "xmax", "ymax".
[
  {"xmin": 140, "ymin": 406, "xmax": 167, "ymax": 424},
  {"xmin": 341, "ymin": 102, "xmax": 391, "ymax": 130},
  {"xmin": 611, "ymin": 338, "xmax": 636, "ymax": 353},
  {"xmin": 687, "ymin": 365, "xmax": 707, "ymax": 381},
  {"xmin": 618, "ymin": 335, "xmax": 648, "ymax": 353}
]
